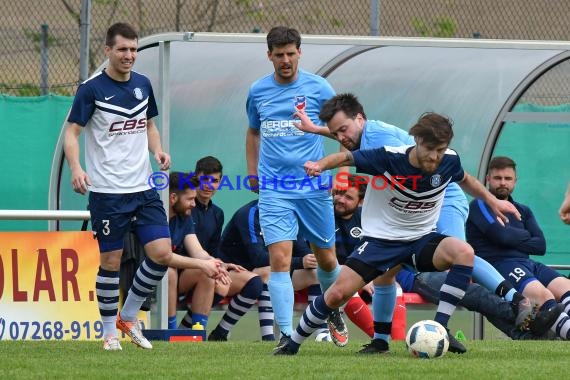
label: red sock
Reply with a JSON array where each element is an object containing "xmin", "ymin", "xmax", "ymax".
[{"xmin": 344, "ymin": 296, "xmax": 374, "ymax": 338}]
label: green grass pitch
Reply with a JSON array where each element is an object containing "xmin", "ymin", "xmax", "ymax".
[{"xmin": 0, "ymin": 339, "xmax": 568, "ymax": 379}]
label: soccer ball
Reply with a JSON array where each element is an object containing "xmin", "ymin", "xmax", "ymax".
[
  {"xmin": 314, "ymin": 331, "xmax": 332, "ymax": 342},
  {"xmin": 405, "ymin": 320, "xmax": 449, "ymax": 359}
]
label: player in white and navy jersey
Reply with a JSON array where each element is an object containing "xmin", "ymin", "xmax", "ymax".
[
  {"xmin": 64, "ymin": 23, "xmax": 172, "ymax": 351},
  {"xmin": 293, "ymin": 93, "xmax": 533, "ymax": 353},
  {"xmin": 274, "ymin": 112, "xmax": 522, "ymax": 356},
  {"xmin": 245, "ymin": 26, "xmax": 344, "ymax": 350}
]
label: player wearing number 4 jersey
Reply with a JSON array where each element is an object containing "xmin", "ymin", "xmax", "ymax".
[
  {"xmin": 274, "ymin": 112, "xmax": 523, "ymax": 355},
  {"xmin": 292, "ymin": 93, "xmax": 535, "ymax": 353},
  {"xmin": 65, "ymin": 23, "xmax": 226, "ymax": 351}
]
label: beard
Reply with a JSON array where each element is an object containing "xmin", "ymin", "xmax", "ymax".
[
  {"xmin": 172, "ymin": 202, "xmax": 190, "ymax": 216},
  {"xmin": 414, "ymin": 149, "xmax": 441, "ymax": 174},
  {"xmin": 420, "ymin": 161, "xmax": 439, "ymax": 174},
  {"xmin": 491, "ymin": 187, "xmax": 510, "ymax": 200},
  {"xmin": 334, "ymin": 204, "xmax": 357, "ymax": 218},
  {"xmin": 341, "ymin": 139, "xmax": 357, "ymax": 151}
]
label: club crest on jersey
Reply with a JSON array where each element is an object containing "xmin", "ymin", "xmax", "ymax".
[
  {"xmin": 430, "ymin": 174, "xmax": 442, "ymax": 187},
  {"xmin": 133, "ymin": 88, "xmax": 143, "ymax": 100},
  {"xmin": 294, "ymin": 96, "xmax": 306, "ymax": 111},
  {"xmin": 350, "ymin": 227, "xmax": 362, "ymax": 238}
]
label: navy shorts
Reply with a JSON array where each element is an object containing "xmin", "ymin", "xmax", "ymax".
[
  {"xmin": 89, "ymin": 189, "xmax": 170, "ymax": 253},
  {"xmin": 345, "ymin": 232, "xmax": 446, "ymax": 283},
  {"xmin": 489, "ymin": 258, "xmax": 562, "ymax": 292}
]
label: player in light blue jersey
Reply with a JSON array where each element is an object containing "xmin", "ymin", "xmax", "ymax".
[
  {"xmin": 245, "ymin": 26, "xmax": 344, "ymax": 351},
  {"xmin": 293, "ymin": 93, "xmax": 533, "ymax": 353}
]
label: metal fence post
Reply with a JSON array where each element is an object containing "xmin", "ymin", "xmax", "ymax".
[
  {"xmin": 156, "ymin": 40, "xmax": 171, "ymax": 330},
  {"xmin": 40, "ymin": 24, "xmax": 49, "ymax": 95},
  {"xmin": 79, "ymin": 0, "xmax": 92, "ymax": 83},
  {"xmin": 370, "ymin": 0, "xmax": 380, "ymax": 36}
]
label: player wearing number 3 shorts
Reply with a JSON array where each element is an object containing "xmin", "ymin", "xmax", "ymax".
[{"xmin": 64, "ymin": 22, "xmax": 173, "ymax": 351}]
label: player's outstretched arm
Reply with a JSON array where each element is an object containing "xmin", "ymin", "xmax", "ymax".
[
  {"xmin": 459, "ymin": 172, "xmax": 521, "ymax": 226},
  {"xmin": 304, "ymin": 151, "xmax": 354, "ymax": 176}
]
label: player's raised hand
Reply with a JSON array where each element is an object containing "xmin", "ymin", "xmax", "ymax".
[
  {"xmin": 490, "ymin": 198, "xmax": 521, "ymax": 226},
  {"xmin": 71, "ymin": 168, "xmax": 91, "ymax": 195},
  {"xmin": 155, "ymin": 151, "xmax": 171, "ymax": 170},
  {"xmin": 292, "ymin": 110, "xmax": 320, "ymax": 134},
  {"xmin": 304, "ymin": 161, "xmax": 322, "ymax": 177}
]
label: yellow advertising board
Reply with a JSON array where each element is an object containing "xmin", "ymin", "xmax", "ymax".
[{"xmin": 0, "ymin": 231, "xmax": 147, "ymax": 340}]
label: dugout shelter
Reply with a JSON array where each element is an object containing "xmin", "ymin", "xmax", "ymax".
[{"xmin": 51, "ymin": 32, "xmax": 570, "ymax": 268}]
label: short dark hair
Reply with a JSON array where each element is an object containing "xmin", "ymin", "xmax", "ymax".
[
  {"xmin": 345, "ymin": 174, "xmax": 367, "ymax": 199},
  {"xmin": 194, "ymin": 156, "xmax": 223, "ymax": 175},
  {"xmin": 169, "ymin": 172, "xmax": 199, "ymax": 194},
  {"xmin": 334, "ymin": 173, "xmax": 367, "ymax": 200},
  {"xmin": 488, "ymin": 156, "xmax": 517, "ymax": 173},
  {"xmin": 267, "ymin": 26, "xmax": 301, "ymax": 51},
  {"xmin": 106, "ymin": 22, "xmax": 138, "ymax": 47},
  {"xmin": 319, "ymin": 93, "xmax": 367, "ymax": 123},
  {"xmin": 409, "ymin": 112, "xmax": 454, "ymax": 147}
]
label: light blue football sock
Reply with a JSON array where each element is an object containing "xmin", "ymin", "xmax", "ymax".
[
  {"xmin": 373, "ymin": 283, "xmax": 397, "ymax": 342},
  {"xmin": 472, "ymin": 255, "xmax": 507, "ymax": 296},
  {"xmin": 317, "ymin": 264, "xmax": 340, "ymax": 292},
  {"xmin": 268, "ymin": 271, "xmax": 294, "ymax": 336}
]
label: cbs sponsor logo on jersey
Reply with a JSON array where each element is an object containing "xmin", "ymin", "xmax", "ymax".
[
  {"xmin": 389, "ymin": 197, "xmax": 438, "ymax": 212},
  {"xmin": 108, "ymin": 117, "xmax": 147, "ymax": 136}
]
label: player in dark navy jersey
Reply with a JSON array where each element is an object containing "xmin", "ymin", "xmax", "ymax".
[
  {"xmin": 275, "ymin": 112, "xmax": 522, "ymax": 356},
  {"xmin": 333, "ymin": 185, "xmax": 364, "ymax": 266},
  {"xmin": 331, "ymin": 175, "xmax": 376, "ymax": 338},
  {"xmin": 216, "ymin": 200, "xmax": 314, "ymax": 274},
  {"xmin": 166, "ymin": 173, "xmax": 232, "ymax": 331},
  {"xmin": 467, "ymin": 156, "xmax": 570, "ymax": 339},
  {"xmin": 191, "ymin": 156, "xmax": 225, "ymax": 255},
  {"xmin": 179, "ymin": 157, "xmax": 264, "ymax": 341}
]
